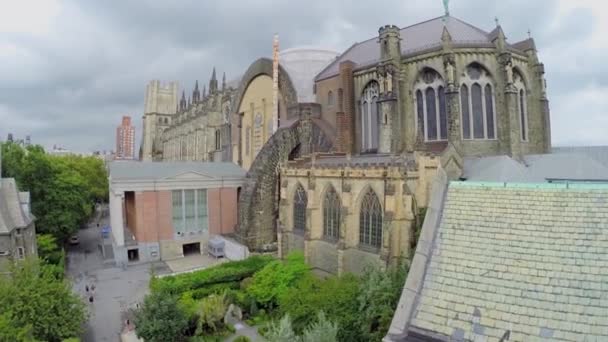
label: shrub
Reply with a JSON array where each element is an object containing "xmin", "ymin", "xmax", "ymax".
[
  {"xmin": 279, "ymin": 273, "xmax": 359, "ymax": 339},
  {"xmin": 196, "ymin": 292, "xmax": 228, "ymax": 335},
  {"xmin": 133, "ymin": 292, "xmax": 188, "ymax": 342},
  {"xmin": 356, "ymin": 262, "xmax": 408, "ymax": 341},
  {"xmin": 151, "ymin": 255, "xmax": 273, "ymax": 295},
  {"xmin": 246, "ymin": 252, "xmax": 309, "ymax": 309},
  {"xmin": 265, "ymin": 314, "xmax": 297, "ymax": 342},
  {"xmin": 302, "ymin": 311, "xmax": 338, "ymax": 342},
  {"xmin": 233, "ymin": 335, "xmax": 251, "ymax": 342}
]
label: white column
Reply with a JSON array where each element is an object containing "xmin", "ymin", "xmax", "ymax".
[{"xmin": 109, "ymin": 190, "xmax": 125, "ymax": 246}]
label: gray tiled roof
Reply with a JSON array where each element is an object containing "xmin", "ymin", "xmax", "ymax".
[
  {"xmin": 553, "ymin": 146, "xmax": 608, "ymax": 168},
  {"xmin": 109, "ymin": 161, "xmax": 246, "ymax": 181},
  {"xmin": 463, "ymin": 152, "xmax": 608, "ymax": 182},
  {"xmin": 0, "ymin": 178, "xmax": 33, "ymax": 234},
  {"xmin": 410, "ymin": 182, "xmax": 608, "ymax": 341},
  {"xmin": 316, "ymin": 16, "xmax": 501, "ymax": 81}
]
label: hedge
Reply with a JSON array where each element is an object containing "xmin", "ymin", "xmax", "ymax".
[{"xmin": 151, "ymin": 255, "xmax": 273, "ymax": 295}]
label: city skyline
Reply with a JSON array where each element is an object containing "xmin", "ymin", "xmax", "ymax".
[{"xmin": 0, "ymin": 0, "xmax": 606, "ymax": 152}]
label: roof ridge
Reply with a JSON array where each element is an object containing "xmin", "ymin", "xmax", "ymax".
[
  {"xmin": 449, "ymin": 16, "xmax": 493, "ymax": 37},
  {"xmin": 314, "ymin": 42, "xmax": 359, "ymax": 81}
]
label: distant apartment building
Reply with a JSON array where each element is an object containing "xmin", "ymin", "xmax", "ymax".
[
  {"xmin": 0, "ymin": 178, "xmax": 37, "ymax": 271},
  {"xmin": 108, "ymin": 161, "xmax": 245, "ymax": 265},
  {"xmin": 116, "ymin": 116, "xmax": 135, "ymax": 160}
]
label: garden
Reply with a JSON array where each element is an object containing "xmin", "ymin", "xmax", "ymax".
[{"xmin": 133, "ymin": 252, "xmax": 408, "ymax": 342}]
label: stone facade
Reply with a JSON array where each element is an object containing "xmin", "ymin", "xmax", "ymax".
[
  {"xmin": 316, "ymin": 18, "xmax": 551, "ymax": 158},
  {"xmin": 278, "ymin": 153, "xmax": 439, "ymax": 275},
  {"xmin": 141, "ymin": 70, "xmax": 236, "ymax": 162}
]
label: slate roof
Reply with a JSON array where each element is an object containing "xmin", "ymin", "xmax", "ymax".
[
  {"xmin": 316, "ymin": 16, "xmax": 523, "ymax": 81},
  {"xmin": 409, "ymin": 182, "xmax": 608, "ymax": 341},
  {"xmin": 553, "ymin": 146, "xmax": 608, "ymax": 168},
  {"xmin": 0, "ymin": 178, "xmax": 34, "ymax": 234},
  {"xmin": 109, "ymin": 161, "xmax": 246, "ymax": 181},
  {"xmin": 463, "ymin": 153, "xmax": 608, "ymax": 183}
]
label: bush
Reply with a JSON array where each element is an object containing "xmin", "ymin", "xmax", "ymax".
[
  {"xmin": 265, "ymin": 315, "xmax": 297, "ymax": 342},
  {"xmin": 279, "ymin": 273, "xmax": 359, "ymax": 339},
  {"xmin": 301, "ymin": 311, "xmax": 338, "ymax": 342},
  {"xmin": 196, "ymin": 292, "xmax": 228, "ymax": 335},
  {"xmin": 246, "ymin": 252, "xmax": 309, "ymax": 309},
  {"xmin": 233, "ymin": 336, "xmax": 251, "ymax": 342},
  {"xmin": 152, "ymin": 255, "xmax": 273, "ymax": 295},
  {"xmin": 133, "ymin": 292, "xmax": 189, "ymax": 342},
  {"xmin": 356, "ymin": 263, "xmax": 408, "ymax": 341}
]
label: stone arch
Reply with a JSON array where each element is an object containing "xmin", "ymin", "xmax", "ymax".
[
  {"xmin": 236, "ymin": 119, "xmax": 333, "ymax": 251},
  {"xmin": 232, "ymin": 58, "xmax": 299, "ymax": 117},
  {"xmin": 512, "ymin": 66, "xmax": 530, "ymax": 90},
  {"xmin": 356, "ymin": 185, "xmax": 384, "ymax": 249},
  {"xmin": 412, "ymin": 66, "xmax": 445, "ymax": 88},
  {"xmin": 463, "ymin": 61, "xmax": 495, "ymax": 80}
]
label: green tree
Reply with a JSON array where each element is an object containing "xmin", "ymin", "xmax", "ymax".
[
  {"xmin": 0, "ymin": 142, "xmax": 25, "ymax": 179},
  {"xmin": 133, "ymin": 292, "xmax": 189, "ymax": 342},
  {"xmin": 246, "ymin": 252, "xmax": 309, "ymax": 309},
  {"xmin": 0, "ymin": 312, "xmax": 37, "ymax": 342},
  {"xmin": 0, "ymin": 258, "xmax": 86, "ymax": 342}
]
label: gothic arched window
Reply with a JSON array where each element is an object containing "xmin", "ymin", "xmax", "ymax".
[
  {"xmin": 359, "ymin": 188, "xmax": 382, "ymax": 249},
  {"xmin": 293, "ymin": 184, "xmax": 307, "ymax": 234},
  {"xmin": 327, "ymin": 91, "xmax": 335, "ymax": 107},
  {"xmin": 323, "ymin": 186, "xmax": 341, "ymax": 241},
  {"xmin": 514, "ymin": 71, "xmax": 528, "ymax": 142},
  {"xmin": 360, "ymin": 81, "xmax": 379, "ymax": 152},
  {"xmin": 414, "ymin": 68, "xmax": 447, "ymax": 141},
  {"xmin": 215, "ymin": 129, "xmax": 221, "ymax": 150},
  {"xmin": 460, "ymin": 63, "xmax": 496, "ymax": 140}
]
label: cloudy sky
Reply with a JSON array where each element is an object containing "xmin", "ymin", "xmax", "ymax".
[{"xmin": 0, "ymin": 0, "xmax": 606, "ymax": 153}]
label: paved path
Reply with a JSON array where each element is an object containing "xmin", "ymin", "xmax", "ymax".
[
  {"xmin": 67, "ymin": 206, "xmax": 168, "ymax": 342},
  {"xmin": 225, "ymin": 321, "xmax": 264, "ymax": 342}
]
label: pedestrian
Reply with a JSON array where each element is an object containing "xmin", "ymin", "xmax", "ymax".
[
  {"xmin": 85, "ymin": 285, "xmax": 89, "ymax": 293},
  {"xmin": 89, "ymin": 295, "xmax": 94, "ymax": 303}
]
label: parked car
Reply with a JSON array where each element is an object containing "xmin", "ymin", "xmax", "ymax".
[{"xmin": 69, "ymin": 235, "xmax": 80, "ymax": 245}]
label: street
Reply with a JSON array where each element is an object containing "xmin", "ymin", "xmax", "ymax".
[{"xmin": 66, "ymin": 205, "xmax": 168, "ymax": 342}]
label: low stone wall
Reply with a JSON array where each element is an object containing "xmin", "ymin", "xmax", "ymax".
[
  {"xmin": 342, "ymin": 247, "xmax": 383, "ymax": 274},
  {"xmin": 308, "ymin": 239, "xmax": 339, "ymax": 275}
]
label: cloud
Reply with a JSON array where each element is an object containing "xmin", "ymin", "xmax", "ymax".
[{"xmin": 0, "ymin": 0, "xmax": 605, "ymax": 152}]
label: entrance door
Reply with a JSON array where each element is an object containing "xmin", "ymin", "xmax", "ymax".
[
  {"xmin": 182, "ymin": 242, "xmax": 201, "ymax": 256},
  {"xmin": 127, "ymin": 248, "xmax": 139, "ymax": 262}
]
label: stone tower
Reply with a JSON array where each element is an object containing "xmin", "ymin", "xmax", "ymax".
[
  {"xmin": 377, "ymin": 25, "xmax": 401, "ymax": 153},
  {"xmin": 142, "ymin": 80, "xmax": 179, "ymax": 161}
]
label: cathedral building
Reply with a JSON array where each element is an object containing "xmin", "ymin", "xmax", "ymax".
[
  {"xmin": 236, "ymin": 15, "xmax": 551, "ymax": 276},
  {"xmin": 141, "ymin": 69, "xmax": 236, "ymax": 162}
]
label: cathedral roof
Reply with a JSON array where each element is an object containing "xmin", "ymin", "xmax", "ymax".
[
  {"xmin": 316, "ymin": 16, "xmax": 519, "ymax": 81},
  {"xmin": 401, "ymin": 181, "xmax": 608, "ymax": 341}
]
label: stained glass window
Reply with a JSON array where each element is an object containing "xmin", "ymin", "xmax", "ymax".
[
  {"xmin": 472, "ymin": 83, "xmax": 484, "ymax": 139},
  {"xmin": 520, "ymin": 89, "xmax": 527, "ymax": 141},
  {"xmin": 439, "ymin": 86, "xmax": 447, "ymax": 140},
  {"xmin": 461, "ymin": 85, "xmax": 470, "ymax": 139},
  {"xmin": 323, "ymin": 186, "xmax": 341, "ymax": 241},
  {"xmin": 359, "ymin": 189, "xmax": 382, "ymax": 249},
  {"xmin": 416, "ymin": 90, "xmax": 424, "ymax": 139},
  {"xmin": 426, "ymin": 88, "xmax": 437, "ymax": 141},
  {"xmin": 485, "ymin": 84, "xmax": 495, "ymax": 139},
  {"xmin": 293, "ymin": 184, "xmax": 307, "ymax": 234},
  {"xmin": 360, "ymin": 82, "xmax": 379, "ymax": 152}
]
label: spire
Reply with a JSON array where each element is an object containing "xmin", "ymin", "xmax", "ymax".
[
  {"xmin": 180, "ymin": 91, "xmax": 186, "ymax": 110},
  {"xmin": 442, "ymin": 0, "xmax": 450, "ymax": 17},
  {"xmin": 441, "ymin": 25, "xmax": 452, "ymax": 49},
  {"xmin": 496, "ymin": 25, "xmax": 506, "ymax": 51},
  {"xmin": 209, "ymin": 67, "xmax": 218, "ymax": 94},
  {"xmin": 192, "ymin": 80, "xmax": 200, "ymax": 103},
  {"xmin": 222, "ymin": 72, "xmax": 226, "ymax": 91}
]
